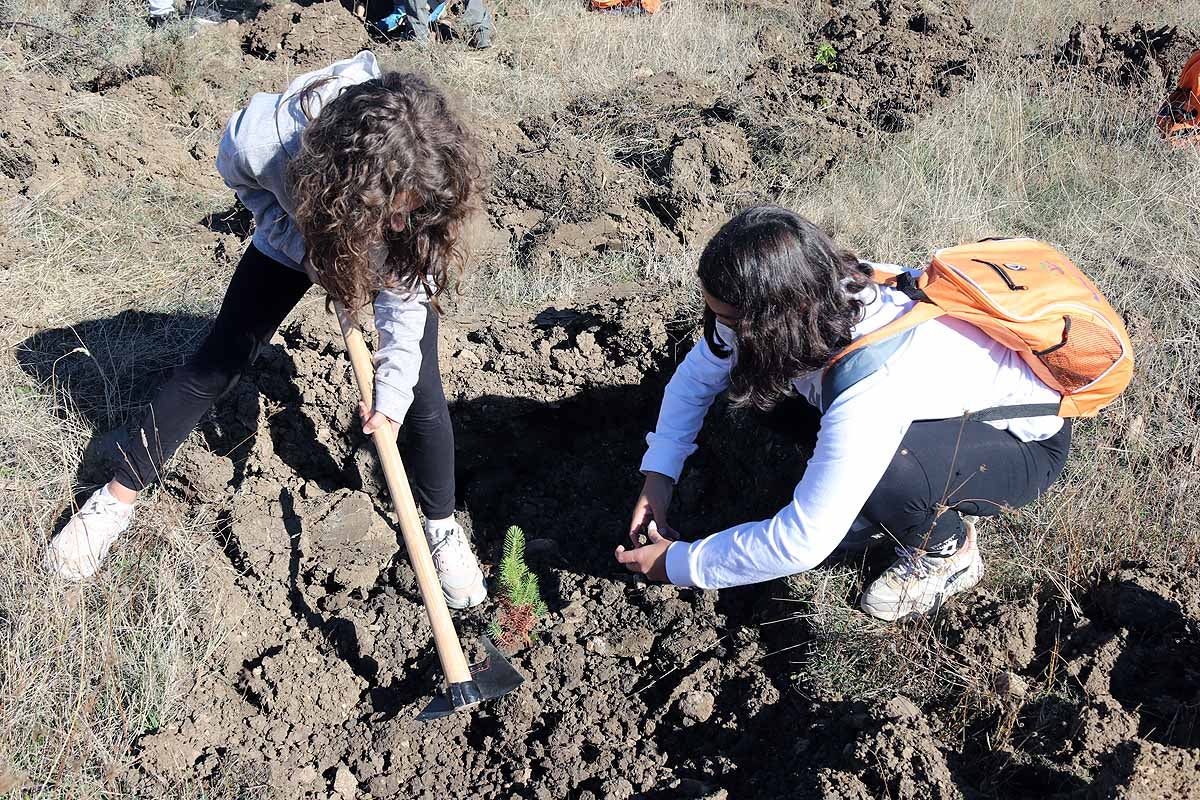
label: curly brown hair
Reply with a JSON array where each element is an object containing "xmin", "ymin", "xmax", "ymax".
[
  {"xmin": 699, "ymin": 205, "xmax": 875, "ymax": 412},
  {"xmin": 288, "ymin": 72, "xmax": 482, "ymax": 313}
]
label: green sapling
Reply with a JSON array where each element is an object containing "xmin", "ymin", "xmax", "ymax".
[{"xmin": 490, "ymin": 525, "xmax": 548, "ymax": 648}]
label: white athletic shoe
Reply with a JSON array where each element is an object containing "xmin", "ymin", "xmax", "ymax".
[
  {"xmin": 860, "ymin": 518, "xmax": 984, "ymax": 622},
  {"xmin": 425, "ymin": 517, "xmax": 486, "ymax": 610},
  {"xmin": 44, "ymin": 486, "xmax": 135, "ymax": 580}
]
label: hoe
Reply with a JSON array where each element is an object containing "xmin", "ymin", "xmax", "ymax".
[{"xmin": 335, "ymin": 303, "xmax": 524, "ymax": 720}]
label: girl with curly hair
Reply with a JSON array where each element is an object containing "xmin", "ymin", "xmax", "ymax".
[
  {"xmin": 618, "ymin": 206, "xmax": 1072, "ymax": 621},
  {"xmin": 46, "ymin": 51, "xmax": 489, "ymax": 609}
]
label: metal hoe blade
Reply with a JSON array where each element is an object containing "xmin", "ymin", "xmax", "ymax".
[{"xmin": 418, "ymin": 636, "xmax": 524, "ymax": 721}]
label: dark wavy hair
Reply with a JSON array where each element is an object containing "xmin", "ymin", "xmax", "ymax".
[
  {"xmin": 288, "ymin": 72, "xmax": 482, "ymax": 313},
  {"xmin": 699, "ymin": 205, "xmax": 875, "ymax": 412}
]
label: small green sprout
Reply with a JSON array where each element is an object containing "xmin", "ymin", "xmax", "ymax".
[{"xmin": 815, "ymin": 42, "xmax": 838, "ymax": 70}]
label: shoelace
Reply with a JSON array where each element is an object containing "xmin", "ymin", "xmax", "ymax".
[
  {"xmin": 82, "ymin": 491, "xmax": 130, "ymax": 521},
  {"xmin": 890, "ymin": 545, "xmax": 936, "ymax": 580},
  {"xmin": 428, "ymin": 527, "xmax": 471, "ymax": 572}
]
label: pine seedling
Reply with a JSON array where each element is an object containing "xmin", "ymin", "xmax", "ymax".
[{"xmin": 492, "ymin": 525, "xmax": 548, "ymax": 649}]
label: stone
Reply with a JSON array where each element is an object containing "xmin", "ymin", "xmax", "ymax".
[
  {"xmin": 333, "ymin": 766, "xmax": 357, "ymax": 798},
  {"xmin": 678, "ymin": 690, "xmax": 715, "ymax": 724}
]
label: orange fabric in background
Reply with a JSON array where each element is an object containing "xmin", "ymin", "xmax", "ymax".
[
  {"xmin": 1158, "ymin": 49, "xmax": 1200, "ymax": 147},
  {"xmin": 590, "ymin": 0, "xmax": 661, "ymax": 14}
]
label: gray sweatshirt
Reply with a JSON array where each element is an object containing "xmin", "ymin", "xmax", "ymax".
[{"xmin": 215, "ymin": 50, "xmax": 427, "ymax": 424}]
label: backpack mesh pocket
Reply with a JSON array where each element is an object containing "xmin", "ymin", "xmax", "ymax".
[{"xmin": 1037, "ymin": 315, "xmax": 1125, "ymax": 392}]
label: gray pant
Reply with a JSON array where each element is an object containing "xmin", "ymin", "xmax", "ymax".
[{"xmin": 403, "ymin": 0, "xmax": 492, "ymax": 41}]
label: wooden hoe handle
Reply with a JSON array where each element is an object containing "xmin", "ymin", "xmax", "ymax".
[{"xmin": 334, "ymin": 303, "xmax": 474, "ymax": 687}]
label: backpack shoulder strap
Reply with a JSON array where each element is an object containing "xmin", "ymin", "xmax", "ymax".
[
  {"xmin": 952, "ymin": 403, "xmax": 1063, "ymax": 423},
  {"xmin": 821, "ymin": 301, "xmax": 944, "ymax": 411}
]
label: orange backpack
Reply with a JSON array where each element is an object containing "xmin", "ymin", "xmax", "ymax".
[
  {"xmin": 823, "ymin": 239, "xmax": 1134, "ymax": 420},
  {"xmin": 1158, "ymin": 49, "xmax": 1200, "ymax": 147},
  {"xmin": 590, "ymin": 0, "xmax": 661, "ymax": 13}
]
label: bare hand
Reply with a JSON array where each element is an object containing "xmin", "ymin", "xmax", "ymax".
[
  {"xmin": 358, "ymin": 401, "xmax": 401, "ymax": 440},
  {"xmin": 629, "ymin": 472, "xmax": 678, "ymax": 546},
  {"xmin": 615, "ymin": 521, "xmax": 674, "ymax": 582}
]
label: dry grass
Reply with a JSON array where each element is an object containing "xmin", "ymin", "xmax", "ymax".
[
  {"xmin": 969, "ymin": 0, "xmax": 1200, "ymax": 47},
  {"xmin": 456, "ymin": 245, "xmax": 701, "ymax": 307},
  {"xmin": 379, "ymin": 0, "xmax": 763, "ymax": 122},
  {"xmin": 773, "ymin": 566, "xmax": 958, "ymax": 704},
  {"xmin": 0, "ymin": 0, "xmax": 147, "ymax": 80},
  {"xmin": 0, "ymin": 5, "xmax": 242, "ymax": 795},
  {"xmin": 1, "ymin": 0, "xmax": 1199, "ymax": 794},
  {"xmin": 0, "ymin": 365, "xmax": 229, "ymax": 797}
]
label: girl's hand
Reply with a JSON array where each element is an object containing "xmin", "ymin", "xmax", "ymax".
[
  {"xmin": 358, "ymin": 401, "xmax": 401, "ymax": 440},
  {"xmin": 629, "ymin": 472, "xmax": 678, "ymax": 546},
  {"xmin": 615, "ymin": 521, "xmax": 674, "ymax": 582}
]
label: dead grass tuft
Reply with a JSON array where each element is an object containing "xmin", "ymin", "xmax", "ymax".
[
  {"xmin": 0, "ymin": 0, "xmax": 147, "ymax": 81},
  {"xmin": 379, "ymin": 0, "xmax": 762, "ymax": 122},
  {"xmin": 775, "ymin": 567, "xmax": 976, "ymax": 705}
]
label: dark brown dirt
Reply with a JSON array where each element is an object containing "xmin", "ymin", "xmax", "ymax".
[
  {"xmin": 102, "ymin": 295, "xmax": 799, "ymax": 800},
  {"xmin": 9, "ymin": 1, "xmax": 1200, "ymax": 798},
  {"xmin": 26, "ymin": 292, "xmax": 1200, "ymax": 799}
]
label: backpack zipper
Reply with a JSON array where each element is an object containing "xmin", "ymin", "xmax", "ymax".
[{"xmin": 973, "ymin": 259, "xmax": 1028, "ymax": 291}]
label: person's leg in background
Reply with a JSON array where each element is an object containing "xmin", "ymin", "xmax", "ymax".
[
  {"xmin": 45, "ymin": 245, "xmax": 312, "ymax": 580},
  {"xmin": 378, "ymin": 0, "xmax": 432, "ymax": 40},
  {"xmin": 858, "ymin": 417, "xmax": 1072, "ymax": 620},
  {"xmin": 148, "ymin": 0, "xmax": 177, "ymax": 26},
  {"xmin": 457, "ymin": 0, "xmax": 493, "ymax": 48}
]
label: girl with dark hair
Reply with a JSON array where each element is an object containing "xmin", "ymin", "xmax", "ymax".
[
  {"xmin": 618, "ymin": 205, "xmax": 1072, "ymax": 621},
  {"xmin": 45, "ymin": 52, "xmax": 488, "ymax": 610}
]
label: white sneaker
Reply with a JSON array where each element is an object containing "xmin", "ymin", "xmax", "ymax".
[
  {"xmin": 424, "ymin": 517, "xmax": 486, "ymax": 610},
  {"xmin": 860, "ymin": 518, "xmax": 984, "ymax": 622},
  {"xmin": 44, "ymin": 486, "xmax": 135, "ymax": 580}
]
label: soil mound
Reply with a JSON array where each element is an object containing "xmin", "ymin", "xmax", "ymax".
[
  {"xmin": 739, "ymin": 0, "xmax": 980, "ymax": 152},
  {"xmin": 761, "ymin": 563, "xmax": 1200, "ymax": 799},
  {"xmin": 4, "ymin": 0, "xmax": 987, "ymax": 269},
  {"xmin": 0, "ymin": 70, "xmax": 222, "ymax": 205},
  {"xmin": 482, "ymin": 0, "xmax": 987, "ymax": 257},
  {"xmin": 244, "ymin": 1, "xmax": 371, "ymax": 68}
]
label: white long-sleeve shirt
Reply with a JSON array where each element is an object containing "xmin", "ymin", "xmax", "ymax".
[{"xmin": 641, "ymin": 278, "xmax": 1063, "ymax": 590}]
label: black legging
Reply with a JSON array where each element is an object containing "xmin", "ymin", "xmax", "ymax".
[
  {"xmin": 859, "ymin": 417, "xmax": 1072, "ymax": 551},
  {"xmin": 113, "ymin": 243, "xmax": 456, "ymax": 519}
]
